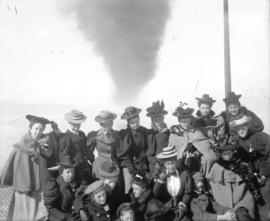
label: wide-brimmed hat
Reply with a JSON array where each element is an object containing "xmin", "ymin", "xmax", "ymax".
[
  {"xmin": 156, "ymin": 146, "xmax": 177, "ymax": 160},
  {"xmin": 116, "ymin": 203, "xmax": 134, "ymax": 217},
  {"xmin": 173, "ymin": 102, "xmax": 194, "ymax": 119},
  {"xmin": 229, "ymin": 114, "xmax": 251, "ymax": 128},
  {"xmin": 26, "ymin": 114, "xmax": 51, "ymax": 125},
  {"xmin": 121, "ymin": 106, "xmax": 141, "ymax": 120},
  {"xmin": 64, "ymin": 110, "xmax": 87, "ymax": 124},
  {"xmin": 195, "ymin": 94, "xmax": 216, "ymax": 105},
  {"xmin": 58, "ymin": 156, "xmax": 76, "ymax": 168},
  {"xmin": 223, "ymin": 92, "xmax": 241, "ymax": 106},
  {"xmin": 95, "ymin": 110, "xmax": 117, "ymax": 123},
  {"xmin": 84, "ymin": 180, "xmax": 105, "ymax": 195},
  {"xmin": 98, "ymin": 161, "xmax": 120, "ymax": 179},
  {"xmin": 146, "ymin": 100, "xmax": 168, "ymax": 118}
]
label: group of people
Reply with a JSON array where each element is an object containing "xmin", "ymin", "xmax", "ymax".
[{"xmin": 0, "ymin": 91, "xmax": 269, "ymax": 221}]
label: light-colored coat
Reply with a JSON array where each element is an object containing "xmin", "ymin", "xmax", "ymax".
[{"xmin": 208, "ymin": 163, "xmax": 255, "ymax": 217}]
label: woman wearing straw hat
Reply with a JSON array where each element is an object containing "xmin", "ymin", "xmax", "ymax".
[
  {"xmin": 220, "ymin": 91, "xmax": 264, "ymax": 136},
  {"xmin": 0, "ymin": 114, "xmax": 51, "ymax": 221},
  {"xmin": 112, "ymin": 106, "xmax": 149, "ymax": 194},
  {"xmin": 193, "ymin": 94, "xmax": 225, "ymax": 143},
  {"xmin": 229, "ymin": 114, "xmax": 270, "ymax": 221},
  {"xmin": 152, "ymin": 145, "xmax": 192, "ymax": 221},
  {"xmin": 87, "ymin": 110, "xmax": 119, "ymax": 179},
  {"xmin": 169, "ymin": 102, "xmax": 216, "ymax": 176},
  {"xmin": 145, "ymin": 100, "xmax": 170, "ymax": 179},
  {"xmin": 59, "ymin": 110, "xmax": 92, "ymax": 185}
]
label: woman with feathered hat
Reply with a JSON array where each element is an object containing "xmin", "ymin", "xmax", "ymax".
[{"xmin": 169, "ymin": 102, "xmax": 216, "ymax": 176}]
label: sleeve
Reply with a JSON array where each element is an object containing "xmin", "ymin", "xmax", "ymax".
[
  {"xmin": 43, "ymin": 179, "xmax": 68, "ymax": 221},
  {"xmin": 115, "ymin": 133, "xmax": 136, "ymax": 175},
  {"xmin": 73, "ymin": 185, "xmax": 88, "ymax": 214},
  {"xmin": 191, "ymin": 198, "xmax": 218, "ymax": 221},
  {"xmin": 153, "ymin": 181, "xmax": 164, "ymax": 198},
  {"xmin": 146, "ymin": 132, "xmax": 158, "ymax": 166},
  {"xmin": 244, "ymin": 107, "xmax": 264, "ymax": 133},
  {"xmin": 212, "ymin": 200, "xmax": 230, "ymax": 214},
  {"xmin": 86, "ymin": 131, "xmax": 98, "ymax": 163},
  {"xmin": 180, "ymin": 171, "xmax": 192, "ymax": 207},
  {"xmin": 58, "ymin": 135, "xmax": 73, "ymax": 161}
]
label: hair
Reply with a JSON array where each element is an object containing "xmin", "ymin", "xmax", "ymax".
[
  {"xmin": 120, "ymin": 208, "xmax": 134, "ymax": 217},
  {"xmin": 127, "ymin": 115, "xmax": 139, "ymax": 124},
  {"xmin": 58, "ymin": 166, "xmax": 74, "ymax": 175},
  {"xmin": 29, "ymin": 122, "xmax": 45, "ymax": 129},
  {"xmin": 198, "ymin": 101, "xmax": 213, "ymax": 108}
]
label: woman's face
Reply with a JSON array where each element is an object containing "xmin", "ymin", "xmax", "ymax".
[
  {"xmin": 61, "ymin": 168, "xmax": 75, "ymax": 183},
  {"xmin": 100, "ymin": 120, "xmax": 113, "ymax": 130},
  {"xmin": 227, "ymin": 104, "xmax": 240, "ymax": 116},
  {"xmin": 132, "ymin": 183, "xmax": 146, "ymax": 198},
  {"xmin": 69, "ymin": 123, "xmax": 81, "ymax": 134},
  {"xmin": 199, "ymin": 103, "xmax": 211, "ymax": 117},
  {"xmin": 128, "ymin": 116, "xmax": 140, "ymax": 130},
  {"xmin": 29, "ymin": 123, "xmax": 45, "ymax": 140},
  {"xmin": 120, "ymin": 211, "xmax": 134, "ymax": 221},
  {"xmin": 237, "ymin": 125, "xmax": 249, "ymax": 138},
  {"xmin": 164, "ymin": 160, "xmax": 176, "ymax": 173},
  {"xmin": 194, "ymin": 179, "xmax": 205, "ymax": 192},
  {"xmin": 221, "ymin": 150, "xmax": 234, "ymax": 161},
  {"xmin": 178, "ymin": 117, "xmax": 192, "ymax": 130},
  {"xmin": 93, "ymin": 189, "xmax": 106, "ymax": 205}
]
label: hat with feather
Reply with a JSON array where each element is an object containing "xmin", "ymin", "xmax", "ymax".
[
  {"xmin": 146, "ymin": 100, "xmax": 168, "ymax": 118},
  {"xmin": 173, "ymin": 102, "xmax": 194, "ymax": 119}
]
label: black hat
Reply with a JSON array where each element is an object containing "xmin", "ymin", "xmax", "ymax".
[
  {"xmin": 58, "ymin": 156, "xmax": 76, "ymax": 168},
  {"xmin": 132, "ymin": 171, "xmax": 150, "ymax": 188},
  {"xmin": 121, "ymin": 106, "xmax": 142, "ymax": 120},
  {"xmin": 98, "ymin": 161, "xmax": 120, "ymax": 179},
  {"xmin": 173, "ymin": 102, "xmax": 194, "ymax": 119},
  {"xmin": 146, "ymin": 100, "xmax": 168, "ymax": 118},
  {"xmin": 26, "ymin": 114, "xmax": 50, "ymax": 125},
  {"xmin": 215, "ymin": 137, "xmax": 238, "ymax": 152},
  {"xmin": 223, "ymin": 92, "xmax": 241, "ymax": 106},
  {"xmin": 116, "ymin": 203, "xmax": 134, "ymax": 217},
  {"xmin": 196, "ymin": 94, "xmax": 216, "ymax": 105}
]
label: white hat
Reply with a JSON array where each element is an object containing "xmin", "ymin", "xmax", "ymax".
[
  {"xmin": 156, "ymin": 146, "xmax": 177, "ymax": 159},
  {"xmin": 64, "ymin": 110, "xmax": 87, "ymax": 124}
]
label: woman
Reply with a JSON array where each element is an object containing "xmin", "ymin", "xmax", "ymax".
[
  {"xmin": 0, "ymin": 114, "xmax": 50, "ymax": 221},
  {"xmin": 87, "ymin": 110, "xmax": 119, "ymax": 179},
  {"xmin": 169, "ymin": 102, "xmax": 216, "ymax": 175},
  {"xmin": 220, "ymin": 92, "xmax": 264, "ymax": 136}
]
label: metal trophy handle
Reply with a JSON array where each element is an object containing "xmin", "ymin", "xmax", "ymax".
[{"xmin": 166, "ymin": 171, "xmax": 181, "ymax": 207}]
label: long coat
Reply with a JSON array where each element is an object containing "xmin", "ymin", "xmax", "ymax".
[
  {"xmin": 190, "ymin": 192, "xmax": 230, "ymax": 221},
  {"xmin": 112, "ymin": 126, "xmax": 149, "ymax": 175},
  {"xmin": 43, "ymin": 176, "xmax": 80, "ymax": 221},
  {"xmin": 208, "ymin": 163, "xmax": 255, "ymax": 217},
  {"xmin": 169, "ymin": 125, "xmax": 216, "ymax": 176},
  {"xmin": 220, "ymin": 106, "xmax": 264, "ymax": 135},
  {"xmin": 87, "ymin": 129, "xmax": 120, "ymax": 179}
]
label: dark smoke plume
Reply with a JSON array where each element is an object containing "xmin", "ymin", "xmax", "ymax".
[{"xmin": 62, "ymin": 0, "xmax": 170, "ymax": 103}]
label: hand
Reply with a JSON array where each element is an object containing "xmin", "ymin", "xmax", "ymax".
[
  {"xmin": 218, "ymin": 210, "xmax": 236, "ymax": 221},
  {"xmin": 158, "ymin": 171, "xmax": 167, "ymax": 182},
  {"xmin": 80, "ymin": 210, "xmax": 88, "ymax": 221}
]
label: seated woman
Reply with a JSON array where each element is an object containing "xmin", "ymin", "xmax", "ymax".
[
  {"xmin": 126, "ymin": 172, "xmax": 152, "ymax": 220},
  {"xmin": 169, "ymin": 102, "xmax": 216, "ymax": 176},
  {"xmin": 208, "ymin": 141, "xmax": 255, "ymax": 221},
  {"xmin": 220, "ymin": 92, "xmax": 264, "ymax": 136},
  {"xmin": 116, "ymin": 203, "xmax": 135, "ymax": 221},
  {"xmin": 0, "ymin": 114, "xmax": 50, "ymax": 221},
  {"xmin": 83, "ymin": 180, "xmax": 111, "ymax": 221},
  {"xmin": 43, "ymin": 156, "xmax": 80, "ymax": 221}
]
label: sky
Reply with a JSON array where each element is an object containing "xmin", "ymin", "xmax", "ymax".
[{"xmin": 0, "ymin": 0, "xmax": 269, "ymax": 168}]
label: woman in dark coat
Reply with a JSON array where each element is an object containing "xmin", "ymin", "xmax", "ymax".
[
  {"xmin": 83, "ymin": 180, "xmax": 111, "ymax": 221},
  {"xmin": 230, "ymin": 114, "xmax": 270, "ymax": 221},
  {"xmin": 43, "ymin": 156, "xmax": 81, "ymax": 221},
  {"xmin": 112, "ymin": 106, "xmax": 149, "ymax": 194},
  {"xmin": 153, "ymin": 146, "xmax": 192, "ymax": 221},
  {"xmin": 58, "ymin": 110, "xmax": 92, "ymax": 185},
  {"xmin": 219, "ymin": 92, "xmax": 264, "ymax": 136},
  {"xmin": 145, "ymin": 100, "xmax": 170, "ymax": 179},
  {"xmin": 0, "ymin": 115, "xmax": 51, "ymax": 221}
]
